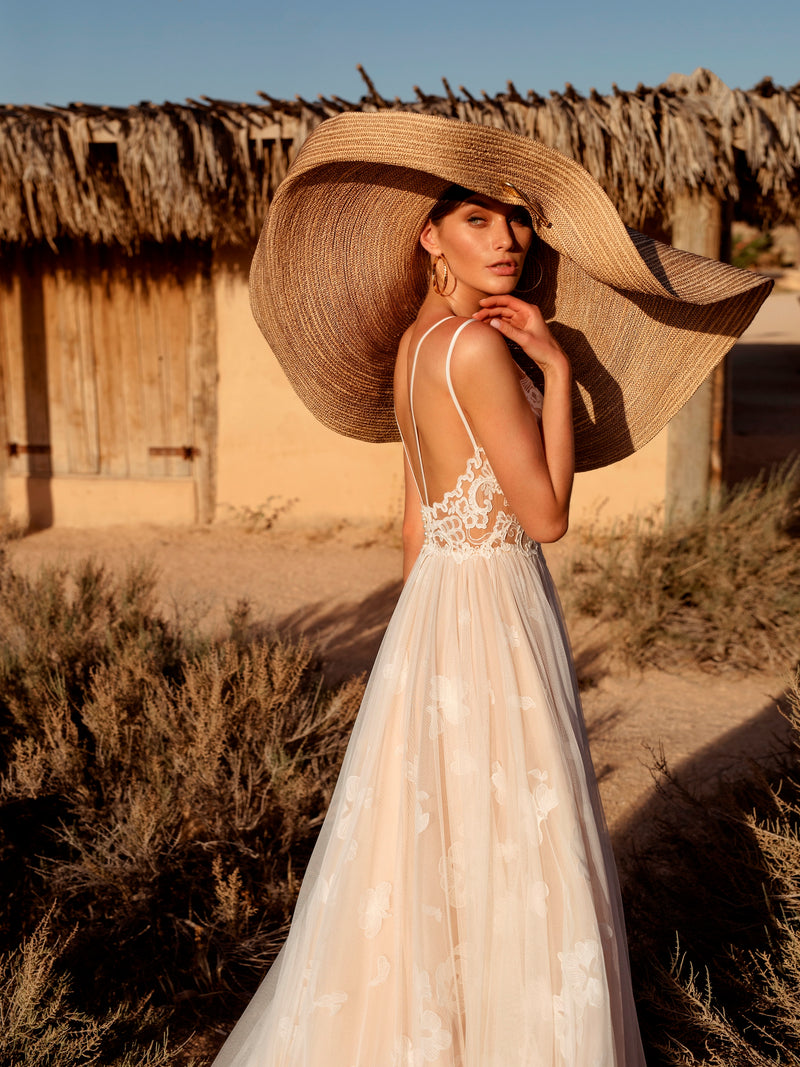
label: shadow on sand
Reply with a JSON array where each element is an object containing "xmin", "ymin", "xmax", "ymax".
[
  {"xmin": 613, "ymin": 685, "xmax": 793, "ymax": 861},
  {"xmin": 276, "ymin": 579, "xmax": 403, "ymax": 684},
  {"xmin": 615, "ymin": 682, "xmax": 795, "ymax": 1062}
]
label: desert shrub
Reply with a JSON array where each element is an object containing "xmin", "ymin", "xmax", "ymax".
[
  {"xmin": 0, "ymin": 912, "xmax": 180, "ymax": 1066},
  {"xmin": 564, "ymin": 459, "xmax": 800, "ymax": 670},
  {"xmin": 0, "ymin": 556, "xmax": 186, "ymax": 756},
  {"xmin": 624, "ymin": 664, "xmax": 800, "ymax": 1064},
  {"xmin": 0, "ymin": 556, "xmax": 363, "ymax": 1062}
]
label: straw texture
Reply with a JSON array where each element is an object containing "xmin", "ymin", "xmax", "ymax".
[{"xmin": 250, "ymin": 111, "xmax": 772, "ymax": 471}]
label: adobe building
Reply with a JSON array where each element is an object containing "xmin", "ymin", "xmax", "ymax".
[{"xmin": 1, "ymin": 68, "xmax": 798, "ymax": 530}]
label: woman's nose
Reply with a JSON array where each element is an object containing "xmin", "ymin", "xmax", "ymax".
[{"xmin": 493, "ymin": 219, "xmax": 514, "ymax": 248}]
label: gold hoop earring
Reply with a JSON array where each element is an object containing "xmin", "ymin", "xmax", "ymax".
[
  {"xmin": 431, "ymin": 254, "xmax": 450, "ymax": 296},
  {"xmin": 515, "ymin": 259, "xmax": 543, "ymax": 295}
]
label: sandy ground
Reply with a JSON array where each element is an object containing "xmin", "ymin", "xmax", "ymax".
[
  {"xmin": 6, "ymin": 287, "xmax": 798, "ymax": 861},
  {"xmin": 5, "ymin": 520, "xmax": 791, "ymax": 857}
]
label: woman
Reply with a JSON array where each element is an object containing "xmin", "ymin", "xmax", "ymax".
[
  {"xmin": 213, "ymin": 112, "xmax": 771, "ymax": 1066},
  {"xmin": 395, "ymin": 186, "xmax": 574, "ymax": 573}
]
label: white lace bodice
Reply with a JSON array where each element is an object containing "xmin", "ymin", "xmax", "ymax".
[{"xmin": 400, "ymin": 319, "xmax": 543, "ymax": 562}]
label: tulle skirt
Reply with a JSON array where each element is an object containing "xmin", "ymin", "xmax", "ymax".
[{"xmin": 212, "ymin": 541, "xmax": 646, "ymax": 1066}]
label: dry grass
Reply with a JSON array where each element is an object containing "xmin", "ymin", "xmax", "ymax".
[
  {"xmin": 563, "ymin": 459, "xmax": 800, "ymax": 671},
  {"xmin": 0, "ymin": 912, "xmax": 180, "ymax": 1066},
  {"xmin": 0, "ymin": 553, "xmax": 362, "ymax": 1062},
  {"xmin": 623, "ymin": 663, "xmax": 800, "ymax": 1064},
  {"xmin": 2, "ymin": 516, "xmax": 800, "ymax": 1063}
]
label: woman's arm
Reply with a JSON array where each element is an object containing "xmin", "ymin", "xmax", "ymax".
[
  {"xmin": 401, "ymin": 452, "xmax": 425, "ymax": 581},
  {"xmin": 453, "ymin": 299, "xmax": 574, "ymax": 542}
]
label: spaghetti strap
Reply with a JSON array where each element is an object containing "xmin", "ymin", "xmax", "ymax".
[
  {"xmin": 444, "ymin": 322, "xmax": 480, "ymax": 453},
  {"xmin": 402, "ymin": 317, "xmax": 478, "ymax": 506}
]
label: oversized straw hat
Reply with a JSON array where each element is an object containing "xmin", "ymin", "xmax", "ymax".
[{"xmin": 250, "ymin": 111, "xmax": 772, "ymax": 471}]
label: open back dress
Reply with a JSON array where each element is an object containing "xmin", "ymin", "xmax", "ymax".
[{"xmin": 212, "ymin": 318, "xmax": 647, "ymax": 1067}]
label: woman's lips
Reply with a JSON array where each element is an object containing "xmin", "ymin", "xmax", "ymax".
[{"xmin": 488, "ymin": 262, "xmax": 519, "ymax": 276}]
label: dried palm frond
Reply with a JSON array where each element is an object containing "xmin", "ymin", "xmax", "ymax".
[{"xmin": 1, "ymin": 67, "xmax": 799, "ymax": 250}]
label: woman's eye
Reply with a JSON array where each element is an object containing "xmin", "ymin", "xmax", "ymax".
[{"xmin": 467, "ymin": 214, "xmax": 485, "ymax": 224}]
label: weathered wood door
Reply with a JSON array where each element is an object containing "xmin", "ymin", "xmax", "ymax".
[{"xmin": 0, "ymin": 242, "xmax": 217, "ymax": 524}]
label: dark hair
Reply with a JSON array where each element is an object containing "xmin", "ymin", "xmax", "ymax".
[
  {"xmin": 427, "ymin": 184, "xmax": 533, "ymax": 229},
  {"xmin": 427, "ymin": 184, "xmax": 477, "ymax": 224}
]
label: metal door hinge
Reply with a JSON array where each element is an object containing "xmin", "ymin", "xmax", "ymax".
[{"xmin": 148, "ymin": 446, "xmax": 200, "ymax": 460}]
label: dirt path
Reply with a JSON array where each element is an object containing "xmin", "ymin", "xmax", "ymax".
[{"xmin": 5, "ymin": 521, "xmax": 790, "ymax": 849}]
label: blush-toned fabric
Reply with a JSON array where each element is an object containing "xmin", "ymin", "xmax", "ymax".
[{"xmin": 212, "ymin": 321, "xmax": 646, "ymax": 1067}]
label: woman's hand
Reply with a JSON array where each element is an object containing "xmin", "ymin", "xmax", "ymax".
[{"xmin": 473, "ymin": 295, "xmax": 570, "ymax": 381}]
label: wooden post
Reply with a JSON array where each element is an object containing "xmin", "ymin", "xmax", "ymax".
[
  {"xmin": 0, "ymin": 279, "xmax": 9, "ymax": 520},
  {"xmin": 189, "ymin": 256, "xmax": 218, "ymax": 524},
  {"xmin": 666, "ymin": 187, "xmax": 727, "ymax": 524}
]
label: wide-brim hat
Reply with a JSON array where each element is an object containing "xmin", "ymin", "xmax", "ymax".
[{"xmin": 249, "ymin": 111, "xmax": 772, "ymax": 472}]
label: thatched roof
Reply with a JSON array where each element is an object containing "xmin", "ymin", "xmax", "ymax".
[{"xmin": 1, "ymin": 66, "xmax": 798, "ymax": 250}]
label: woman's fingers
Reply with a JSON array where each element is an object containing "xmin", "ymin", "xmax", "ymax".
[
  {"xmin": 473, "ymin": 307, "xmax": 533, "ymax": 331},
  {"xmin": 486, "ymin": 316, "xmax": 528, "ymax": 346},
  {"xmin": 475, "ymin": 295, "xmax": 542, "ymax": 331},
  {"xmin": 474, "ymin": 297, "xmax": 569, "ymax": 374}
]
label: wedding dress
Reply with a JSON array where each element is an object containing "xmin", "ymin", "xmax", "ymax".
[{"xmin": 212, "ymin": 319, "xmax": 646, "ymax": 1066}]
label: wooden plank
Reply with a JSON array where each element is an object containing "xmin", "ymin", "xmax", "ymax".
[
  {"xmin": 90, "ymin": 249, "xmax": 129, "ymax": 477},
  {"xmin": 115, "ymin": 255, "xmax": 147, "ymax": 477},
  {"xmin": 20, "ymin": 250, "xmax": 52, "ymax": 479},
  {"xmin": 135, "ymin": 270, "xmax": 169, "ymax": 478},
  {"xmin": 0, "ymin": 256, "xmax": 26, "ymax": 479},
  {"xmin": 156, "ymin": 252, "xmax": 192, "ymax": 479},
  {"xmin": 47, "ymin": 251, "xmax": 99, "ymax": 474},
  {"xmin": 41, "ymin": 265, "xmax": 69, "ymax": 475},
  {"xmin": 188, "ymin": 255, "xmax": 217, "ymax": 523},
  {"xmin": 0, "ymin": 272, "xmax": 11, "ymax": 510},
  {"xmin": 74, "ymin": 253, "xmax": 101, "ymax": 473}
]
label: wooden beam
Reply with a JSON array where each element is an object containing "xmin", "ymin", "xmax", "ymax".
[
  {"xmin": 189, "ymin": 257, "xmax": 218, "ymax": 524},
  {"xmin": 666, "ymin": 186, "xmax": 727, "ymax": 524}
]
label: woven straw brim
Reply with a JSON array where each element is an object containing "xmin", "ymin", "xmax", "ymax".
[{"xmin": 250, "ymin": 111, "xmax": 772, "ymax": 472}]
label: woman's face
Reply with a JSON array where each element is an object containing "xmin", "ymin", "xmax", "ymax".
[{"xmin": 420, "ymin": 194, "xmax": 534, "ymax": 300}]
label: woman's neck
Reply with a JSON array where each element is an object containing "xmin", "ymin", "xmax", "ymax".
[{"xmin": 419, "ymin": 285, "xmax": 483, "ymax": 320}]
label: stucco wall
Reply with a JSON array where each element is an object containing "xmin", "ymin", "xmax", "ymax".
[
  {"xmin": 0, "ymin": 248, "xmax": 669, "ymax": 532},
  {"xmin": 213, "ymin": 252, "xmax": 668, "ymax": 532},
  {"xmin": 5, "ymin": 476, "xmax": 196, "ymax": 528},
  {"xmin": 213, "ymin": 252, "xmax": 406, "ymax": 529}
]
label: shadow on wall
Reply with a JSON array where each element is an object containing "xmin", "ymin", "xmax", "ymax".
[
  {"xmin": 727, "ymin": 340, "xmax": 800, "ymax": 483},
  {"xmin": 20, "ymin": 251, "xmax": 53, "ymax": 528}
]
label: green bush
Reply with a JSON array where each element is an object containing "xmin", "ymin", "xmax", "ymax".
[{"xmin": 731, "ymin": 231, "xmax": 774, "ymax": 270}]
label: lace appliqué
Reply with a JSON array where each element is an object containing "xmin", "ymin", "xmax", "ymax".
[
  {"xmin": 519, "ymin": 375, "xmax": 544, "ymax": 418},
  {"xmin": 421, "ymin": 447, "xmax": 538, "ymax": 561}
]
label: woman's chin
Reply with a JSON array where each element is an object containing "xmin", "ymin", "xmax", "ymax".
[{"xmin": 483, "ymin": 277, "xmax": 521, "ymax": 297}]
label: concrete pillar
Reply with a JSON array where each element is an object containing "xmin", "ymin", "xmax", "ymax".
[{"xmin": 666, "ymin": 187, "xmax": 726, "ymax": 524}]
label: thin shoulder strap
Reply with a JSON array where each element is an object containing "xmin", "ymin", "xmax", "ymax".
[
  {"xmin": 405, "ymin": 318, "xmax": 451, "ymax": 505},
  {"xmin": 400, "ymin": 317, "xmax": 478, "ymax": 505},
  {"xmin": 444, "ymin": 321, "xmax": 480, "ymax": 453}
]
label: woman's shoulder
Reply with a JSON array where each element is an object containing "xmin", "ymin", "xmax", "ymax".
[
  {"xmin": 448, "ymin": 318, "xmax": 520, "ymax": 385},
  {"xmin": 410, "ymin": 315, "xmax": 512, "ymax": 367},
  {"xmin": 398, "ymin": 314, "xmax": 516, "ymax": 388}
]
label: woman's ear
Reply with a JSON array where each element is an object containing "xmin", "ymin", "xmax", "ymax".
[{"xmin": 419, "ymin": 220, "xmax": 440, "ymax": 256}]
